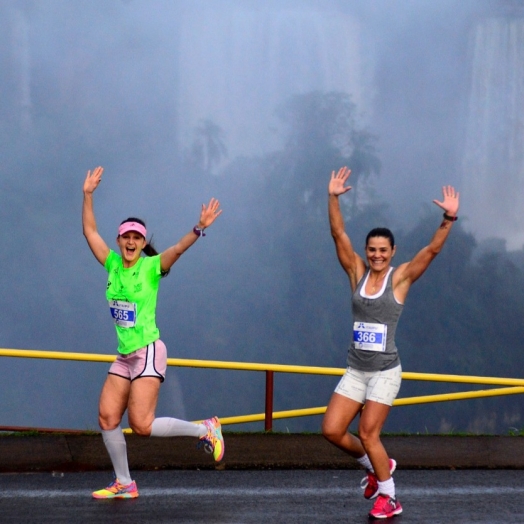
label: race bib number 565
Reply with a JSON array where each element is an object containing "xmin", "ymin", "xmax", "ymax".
[
  {"xmin": 109, "ymin": 300, "xmax": 137, "ymax": 328},
  {"xmin": 353, "ymin": 322, "xmax": 387, "ymax": 352}
]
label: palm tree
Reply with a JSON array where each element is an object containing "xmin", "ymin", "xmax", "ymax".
[{"xmin": 193, "ymin": 119, "xmax": 228, "ymax": 174}]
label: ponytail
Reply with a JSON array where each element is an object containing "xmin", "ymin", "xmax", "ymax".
[
  {"xmin": 142, "ymin": 243, "xmax": 159, "ymax": 257},
  {"xmin": 143, "ymin": 237, "xmax": 169, "ymax": 277}
]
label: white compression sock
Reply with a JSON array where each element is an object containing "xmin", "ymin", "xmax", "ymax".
[
  {"xmin": 150, "ymin": 417, "xmax": 207, "ymax": 438},
  {"xmin": 101, "ymin": 426, "xmax": 132, "ymax": 485},
  {"xmin": 357, "ymin": 454, "xmax": 374, "ymax": 472},
  {"xmin": 377, "ymin": 477, "xmax": 396, "ymax": 499}
]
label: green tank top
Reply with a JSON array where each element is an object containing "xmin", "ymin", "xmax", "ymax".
[{"xmin": 105, "ymin": 250, "xmax": 162, "ymax": 354}]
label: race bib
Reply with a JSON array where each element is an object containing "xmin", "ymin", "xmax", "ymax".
[
  {"xmin": 353, "ymin": 322, "xmax": 387, "ymax": 352},
  {"xmin": 109, "ymin": 300, "xmax": 137, "ymax": 328}
]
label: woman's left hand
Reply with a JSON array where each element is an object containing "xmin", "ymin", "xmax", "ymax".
[
  {"xmin": 198, "ymin": 198, "xmax": 222, "ymax": 229},
  {"xmin": 433, "ymin": 185, "xmax": 459, "ymax": 217}
]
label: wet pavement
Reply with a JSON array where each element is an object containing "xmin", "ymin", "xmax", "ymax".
[{"xmin": 0, "ymin": 469, "xmax": 523, "ymax": 523}]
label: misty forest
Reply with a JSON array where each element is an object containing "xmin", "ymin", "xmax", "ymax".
[{"xmin": 1, "ymin": 0, "xmax": 524, "ymax": 435}]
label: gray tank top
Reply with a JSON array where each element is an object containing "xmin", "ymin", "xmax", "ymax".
[{"xmin": 346, "ymin": 267, "xmax": 403, "ymax": 372}]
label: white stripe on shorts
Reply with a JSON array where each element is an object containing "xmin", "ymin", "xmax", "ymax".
[{"xmin": 138, "ymin": 342, "xmax": 163, "ymax": 380}]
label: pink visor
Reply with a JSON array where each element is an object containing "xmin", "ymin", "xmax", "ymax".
[{"xmin": 118, "ymin": 221, "xmax": 147, "ymax": 238}]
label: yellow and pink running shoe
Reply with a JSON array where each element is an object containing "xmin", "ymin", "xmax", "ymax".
[
  {"xmin": 199, "ymin": 416, "xmax": 225, "ymax": 462},
  {"xmin": 92, "ymin": 478, "xmax": 139, "ymax": 499}
]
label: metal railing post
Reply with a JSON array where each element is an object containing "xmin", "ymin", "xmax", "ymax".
[{"xmin": 265, "ymin": 370, "xmax": 274, "ymax": 431}]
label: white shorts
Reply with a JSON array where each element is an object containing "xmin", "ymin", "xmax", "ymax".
[{"xmin": 334, "ymin": 365, "xmax": 402, "ymax": 406}]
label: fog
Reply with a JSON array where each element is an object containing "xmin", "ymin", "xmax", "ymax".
[{"xmin": 1, "ymin": 0, "xmax": 523, "ymax": 435}]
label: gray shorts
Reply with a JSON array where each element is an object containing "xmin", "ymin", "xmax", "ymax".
[{"xmin": 334, "ymin": 364, "xmax": 402, "ymax": 406}]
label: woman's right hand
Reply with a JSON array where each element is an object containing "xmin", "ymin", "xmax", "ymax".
[
  {"xmin": 83, "ymin": 166, "xmax": 104, "ymax": 194},
  {"xmin": 328, "ymin": 166, "xmax": 352, "ymax": 196}
]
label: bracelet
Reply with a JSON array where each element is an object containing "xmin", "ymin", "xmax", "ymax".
[
  {"xmin": 443, "ymin": 213, "xmax": 458, "ymax": 222},
  {"xmin": 193, "ymin": 225, "xmax": 206, "ymax": 237}
]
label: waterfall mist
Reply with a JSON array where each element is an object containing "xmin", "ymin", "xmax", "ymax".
[
  {"xmin": 462, "ymin": 14, "xmax": 524, "ymax": 249},
  {"xmin": 1, "ymin": 0, "xmax": 523, "ymax": 435}
]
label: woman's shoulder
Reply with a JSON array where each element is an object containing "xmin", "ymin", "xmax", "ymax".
[
  {"xmin": 104, "ymin": 249, "xmax": 121, "ymax": 269},
  {"xmin": 141, "ymin": 253, "xmax": 161, "ymax": 266},
  {"xmin": 140, "ymin": 253, "xmax": 162, "ymax": 276}
]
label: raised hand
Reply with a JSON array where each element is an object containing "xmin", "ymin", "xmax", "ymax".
[
  {"xmin": 198, "ymin": 197, "xmax": 222, "ymax": 229},
  {"xmin": 84, "ymin": 166, "xmax": 104, "ymax": 194},
  {"xmin": 329, "ymin": 166, "xmax": 352, "ymax": 196},
  {"xmin": 433, "ymin": 185, "xmax": 460, "ymax": 217}
]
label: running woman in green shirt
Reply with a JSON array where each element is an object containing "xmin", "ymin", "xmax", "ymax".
[{"xmin": 83, "ymin": 166, "xmax": 224, "ymax": 499}]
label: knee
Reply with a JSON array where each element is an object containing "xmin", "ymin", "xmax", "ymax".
[
  {"xmin": 130, "ymin": 424, "xmax": 151, "ymax": 437},
  {"xmin": 129, "ymin": 418, "xmax": 152, "ymax": 437},
  {"xmin": 322, "ymin": 419, "xmax": 345, "ymax": 445},
  {"xmin": 98, "ymin": 413, "xmax": 121, "ymax": 432},
  {"xmin": 358, "ymin": 426, "xmax": 380, "ymax": 448}
]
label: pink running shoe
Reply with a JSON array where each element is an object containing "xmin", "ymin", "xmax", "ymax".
[
  {"xmin": 92, "ymin": 478, "xmax": 139, "ymax": 499},
  {"xmin": 368, "ymin": 494, "xmax": 403, "ymax": 519},
  {"xmin": 199, "ymin": 416, "xmax": 225, "ymax": 462},
  {"xmin": 360, "ymin": 458, "xmax": 397, "ymax": 499}
]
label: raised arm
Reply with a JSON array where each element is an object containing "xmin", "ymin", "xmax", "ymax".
[
  {"xmin": 82, "ymin": 166, "xmax": 110, "ymax": 266},
  {"xmin": 328, "ymin": 167, "xmax": 366, "ymax": 291},
  {"xmin": 160, "ymin": 198, "xmax": 222, "ymax": 272},
  {"xmin": 393, "ymin": 185, "xmax": 460, "ymax": 300}
]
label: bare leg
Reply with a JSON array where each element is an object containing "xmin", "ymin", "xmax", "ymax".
[
  {"xmin": 322, "ymin": 392, "xmax": 366, "ymax": 457},
  {"xmin": 127, "ymin": 377, "xmax": 162, "ymax": 436},
  {"xmin": 98, "ymin": 374, "xmax": 131, "ymax": 430},
  {"xmin": 127, "ymin": 377, "xmax": 206, "ymax": 438},
  {"xmin": 358, "ymin": 400, "xmax": 392, "ymax": 481}
]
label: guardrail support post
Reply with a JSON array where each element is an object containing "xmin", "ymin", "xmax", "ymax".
[{"xmin": 265, "ymin": 370, "xmax": 274, "ymax": 431}]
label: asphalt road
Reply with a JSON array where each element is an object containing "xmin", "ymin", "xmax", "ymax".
[{"xmin": 1, "ymin": 469, "xmax": 523, "ymax": 523}]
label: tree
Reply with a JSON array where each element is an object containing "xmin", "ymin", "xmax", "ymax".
[
  {"xmin": 240, "ymin": 91, "xmax": 384, "ymax": 396},
  {"xmin": 275, "ymin": 91, "xmax": 381, "ymax": 217},
  {"xmin": 185, "ymin": 118, "xmax": 228, "ymax": 175}
]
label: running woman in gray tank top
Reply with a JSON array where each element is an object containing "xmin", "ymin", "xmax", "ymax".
[{"xmin": 321, "ymin": 166, "xmax": 459, "ymax": 520}]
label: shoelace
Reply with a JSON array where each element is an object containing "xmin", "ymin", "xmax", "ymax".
[
  {"xmin": 360, "ymin": 475, "xmax": 371, "ymax": 489},
  {"xmin": 376, "ymin": 495, "xmax": 395, "ymax": 511},
  {"xmin": 197, "ymin": 436, "xmax": 214, "ymax": 454}
]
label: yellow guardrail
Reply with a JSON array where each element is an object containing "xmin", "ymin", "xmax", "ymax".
[
  {"xmin": 216, "ymin": 387, "xmax": 524, "ymax": 426},
  {"xmin": 1, "ymin": 348, "xmax": 524, "ymax": 429}
]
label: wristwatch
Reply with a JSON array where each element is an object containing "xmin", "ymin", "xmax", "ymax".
[{"xmin": 193, "ymin": 225, "xmax": 206, "ymax": 237}]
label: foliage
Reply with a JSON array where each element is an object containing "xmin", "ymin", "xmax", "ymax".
[
  {"xmin": 176, "ymin": 90, "xmax": 524, "ymax": 434},
  {"xmin": 184, "ymin": 119, "xmax": 228, "ymax": 175},
  {"xmin": 274, "ymin": 91, "xmax": 380, "ymax": 216}
]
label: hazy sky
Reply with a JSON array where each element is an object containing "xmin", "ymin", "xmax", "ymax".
[{"xmin": 1, "ymin": 0, "xmax": 522, "ymax": 432}]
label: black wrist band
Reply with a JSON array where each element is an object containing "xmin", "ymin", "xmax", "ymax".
[
  {"xmin": 193, "ymin": 225, "xmax": 206, "ymax": 237},
  {"xmin": 443, "ymin": 213, "xmax": 458, "ymax": 222}
]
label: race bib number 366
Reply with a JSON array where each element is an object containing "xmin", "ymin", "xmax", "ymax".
[
  {"xmin": 109, "ymin": 300, "xmax": 137, "ymax": 328},
  {"xmin": 353, "ymin": 322, "xmax": 387, "ymax": 352}
]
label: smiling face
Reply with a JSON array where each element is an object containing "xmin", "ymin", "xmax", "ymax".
[
  {"xmin": 117, "ymin": 231, "xmax": 147, "ymax": 267},
  {"xmin": 365, "ymin": 236, "xmax": 396, "ymax": 273}
]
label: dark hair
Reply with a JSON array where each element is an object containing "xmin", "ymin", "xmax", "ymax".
[
  {"xmin": 120, "ymin": 217, "xmax": 169, "ymax": 277},
  {"xmin": 366, "ymin": 227, "xmax": 395, "ymax": 248}
]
